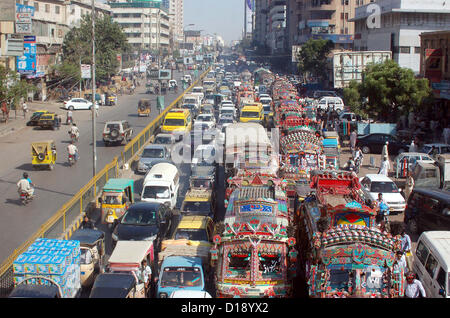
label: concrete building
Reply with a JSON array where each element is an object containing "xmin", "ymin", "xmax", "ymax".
[
  {"xmin": 110, "ymin": 0, "xmax": 170, "ymax": 57},
  {"xmin": 351, "ymin": 0, "xmax": 450, "ymax": 74},
  {"xmin": 254, "ymin": 0, "xmax": 269, "ymax": 48},
  {"xmin": 267, "ymin": 0, "xmax": 287, "ymax": 54},
  {"xmin": 286, "ymin": 0, "xmax": 356, "ymax": 53},
  {"xmin": 0, "ymin": 0, "xmax": 17, "ymax": 71},
  {"xmin": 168, "ymin": 0, "xmax": 183, "ymax": 43}
]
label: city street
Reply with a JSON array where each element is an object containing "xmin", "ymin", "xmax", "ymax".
[{"xmin": 0, "ymin": 71, "xmax": 187, "ymax": 264}]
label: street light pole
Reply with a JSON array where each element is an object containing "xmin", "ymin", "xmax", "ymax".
[{"xmin": 91, "ymin": 0, "xmax": 97, "ymax": 177}]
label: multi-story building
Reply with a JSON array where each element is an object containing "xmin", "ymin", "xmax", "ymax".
[
  {"xmin": 253, "ymin": 0, "xmax": 269, "ymax": 48},
  {"xmin": 110, "ymin": 0, "xmax": 170, "ymax": 58},
  {"xmin": 267, "ymin": 0, "xmax": 287, "ymax": 54},
  {"xmin": 168, "ymin": 0, "xmax": 183, "ymax": 43},
  {"xmin": 351, "ymin": 0, "xmax": 450, "ymax": 74},
  {"xmin": 286, "ymin": 0, "xmax": 356, "ymax": 53},
  {"xmin": 0, "ymin": 0, "xmax": 17, "ymax": 71}
]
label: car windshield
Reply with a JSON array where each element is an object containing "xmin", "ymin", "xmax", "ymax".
[
  {"xmin": 221, "ymin": 109, "xmax": 233, "ymax": 115},
  {"xmin": 182, "ymin": 104, "xmax": 196, "ymax": 111},
  {"xmin": 259, "ymin": 252, "xmax": 283, "ymax": 279},
  {"xmin": 191, "ymin": 179, "xmax": 212, "ymax": 188},
  {"xmin": 197, "ymin": 115, "xmax": 212, "ymax": 121},
  {"xmin": 226, "ymin": 250, "xmax": 250, "ymax": 278},
  {"xmin": 193, "ymin": 89, "xmax": 202, "ymax": 93},
  {"xmin": 205, "ymin": 95, "xmax": 214, "ymax": 100},
  {"xmin": 182, "ymin": 201, "xmax": 211, "ymax": 214},
  {"xmin": 184, "ymin": 99, "xmax": 196, "ymax": 104},
  {"xmin": 164, "ymin": 118, "xmax": 185, "ymax": 126},
  {"xmin": 142, "ymin": 148, "xmax": 164, "ymax": 158},
  {"xmin": 241, "ymin": 111, "xmax": 260, "ymax": 118},
  {"xmin": 154, "ymin": 136, "xmax": 172, "ymax": 144},
  {"xmin": 421, "ymin": 146, "xmax": 432, "ymax": 154},
  {"xmin": 263, "ymin": 105, "xmax": 271, "ymax": 112},
  {"xmin": 370, "ymin": 181, "xmax": 399, "ymax": 193},
  {"xmin": 102, "ymin": 194, "xmax": 122, "ymax": 205},
  {"xmin": 160, "ymin": 267, "xmax": 203, "ymax": 287},
  {"xmin": 121, "ymin": 208, "xmax": 157, "ymax": 225},
  {"xmin": 142, "ymin": 186, "xmax": 170, "ymax": 199},
  {"xmin": 175, "ymin": 229, "xmax": 208, "ymax": 241}
]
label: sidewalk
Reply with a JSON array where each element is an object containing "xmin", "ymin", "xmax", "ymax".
[{"xmin": 0, "ymin": 100, "xmax": 63, "ymax": 138}]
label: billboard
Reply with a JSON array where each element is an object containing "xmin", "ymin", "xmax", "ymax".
[
  {"xmin": 17, "ymin": 35, "xmax": 36, "ymax": 74},
  {"xmin": 332, "ymin": 51, "xmax": 392, "ymax": 88},
  {"xmin": 15, "ymin": 4, "xmax": 34, "ymax": 34},
  {"xmin": 159, "ymin": 69, "xmax": 171, "ymax": 80}
]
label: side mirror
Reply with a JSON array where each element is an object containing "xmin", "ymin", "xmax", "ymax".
[{"xmin": 98, "ymin": 197, "xmax": 102, "ymax": 204}]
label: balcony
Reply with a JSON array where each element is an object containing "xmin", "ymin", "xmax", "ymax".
[{"xmin": 308, "ymin": 0, "xmax": 336, "ymax": 12}]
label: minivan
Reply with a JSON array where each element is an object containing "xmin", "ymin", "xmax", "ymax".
[
  {"xmin": 141, "ymin": 163, "xmax": 180, "ymax": 208},
  {"xmin": 413, "ymin": 231, "xmax": 450, "ymax": 298},
  {"xmin": 317, "ymin": 96, "xmax": 344, "ymax": 112},
  {"xmin": 404, "ymin": 188, "xmax": 450, "ymax": 235}
]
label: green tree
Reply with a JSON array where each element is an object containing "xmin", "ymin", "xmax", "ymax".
[
  {"xmin": 61, "ymin": 14, "xmax": 129, "ymax": 83},
  {"xmin": 359, "ymin": 60, "xmax": 431, "ymax": 121},
  {"xmin": 0, "ymin": 65, "xmax": 36, "ymax": 114},
  {"xmin": 343, "ymin": 80, "xmax": 366, "ymax": 118},
  {"xmin": 297, "ymin": 38, "xmax": 333, "ymax": 82}
]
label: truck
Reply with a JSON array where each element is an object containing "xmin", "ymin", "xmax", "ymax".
[
  {"xmin": 332, "ymin": 51, "xmax": 392, "ymax": 89},
  {"xmin": 413, "ymin": 154, "xmax": 450, "ymax": 190},
  {"xmin": 156, "ymin": 241, "xmax": 212, "ymax": 298}
]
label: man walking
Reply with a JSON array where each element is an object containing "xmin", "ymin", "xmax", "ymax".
[
  {"xmin": 350, "ymin": 130, "xmax": 357, "ymax": 157},
  {"xmin": 378, "ymin": 157, "xmax": 391, "ymax": 177}
]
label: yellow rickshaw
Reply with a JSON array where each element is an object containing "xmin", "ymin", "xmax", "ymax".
[
  {"xmin": 138, "ymin": 99, "xmax": 151, "ymax": 117},
  {"xmin": 31, "ymin": 140, "xmax": 57, "ymax": 170}
]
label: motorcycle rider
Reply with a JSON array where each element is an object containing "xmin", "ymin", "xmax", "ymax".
[
  {"xmin": 66, "ymin": 110, "xmax": 73, "ymax": 125},
  {"xmin": 69, "ymin": 123, "xmax": 80, "ymax": 141},
  {"xmin": 17, "ymin": 172, "xmax": 34, "ymax": 198},
  {"xmin": 67, "ymin": 140, "xmax": 79, "ymax": 162}
]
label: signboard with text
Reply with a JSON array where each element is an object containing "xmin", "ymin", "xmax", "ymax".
[
  {"xmin": 17, "ymin": 36, "xmax": 36, "ymax": 74},
  {"xmin": 15, "ymin": 4, "xmax": 34, "ymax": 34},
  {"xmin": 81, "ymin": 64, "xmax": 91, "ymax": 79}
]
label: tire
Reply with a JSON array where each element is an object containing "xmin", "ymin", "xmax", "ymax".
[
  {"xmin": 110, "ymin": 129, "xmax": 119, "ymax": 139},
  {"xmin": 69, "ymin": 106, "xmax": 74, "ymax": 111},
  {"xmin": 362, "ymin": 146, "xmax": 370, "ymax": 154},
  {"xmin": 38, "ymin": 153, "xmax": 45, "ymax": 161}
]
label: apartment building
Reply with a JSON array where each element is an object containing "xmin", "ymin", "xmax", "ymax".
[
  {"xmin": 267, "ymin": 0, "xmax": 287, "ymax": 54},
  {"xmin": 287, "ymin": 0, "xmax": 357, "ymax": 53},
  {"xmin": 168, "ymin": 0, "xmax": 183, "ymax": 43},
  {"xmin": 254, "ymin": 0, "xmax": 269, "ymax": 48},
  {"xmin": 351, "ymin": 0, "xmax": 450, "ymax": 74},
  {"xmin": 110, "ymin": 0, "xmax": 170, "ymax": 56}
]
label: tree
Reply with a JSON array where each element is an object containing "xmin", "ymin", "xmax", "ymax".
[
  {"xmin": 0, "ymin": 65, "xmax": 36, "ymax": 116},
  {"xmin": 297, "ymin": 39, "xmax": 333, "ymax": 82},
  {"xmin": 61, "ymin": 14, "xmax": 129, "ymax": 83},
  {"xmin": 343, "ymin": 60, "xmax": 432, "ymax": 121}
]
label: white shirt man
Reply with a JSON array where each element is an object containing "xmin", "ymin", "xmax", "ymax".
[
  {"xmin": 381, "ymin": 142, "xmax": 389, "ymax": 158},
  {"xmin": 17, "ymin": 178, "xmax": 34, "ymax": 196},
  {"xmin": 67, "ymin": 144, "xmax": 78, "ymax": 161},
  {"xmin": 70, "ymin": 125, "xmax": 79, "ymax": 138},
  {"xmin": 405, "ymin": 279, "xmax": 426, "ymax": 298},
  {"xmin": 379, "ymin": 158, "xmax": 390, "ymax": 177}
]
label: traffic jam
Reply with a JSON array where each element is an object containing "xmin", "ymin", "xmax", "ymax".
[{"xmin": 9, "ymin": 56, "xmax": 449, "ymax": 299}]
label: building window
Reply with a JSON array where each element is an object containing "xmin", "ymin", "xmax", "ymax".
[
  {"xmin": 415, "ymin": 47, "xmax": 421, "ymax": 54},
  {"xmin": 345, "ymin": 13, "xmax": 349, "ymax": 20},
  {"xmin": 400, "ymin": 46, "xmax": 411, "ymax": 54},
  {"xmin": 45, "ymin": 4, "xmax": 50, "ymax": 13},
  {"xmin": 341, "ymin": 12, "xmax": 344, "ymax": 20},
  {"xmin": 55, "ymin": 5, "xmax": 60, "ymax": 14},
  {"xmin": 23, "ymin": 0, "xmax": 28, "ymax": 5},
  {"xmin": 34, "ymin": 2, "xmax": 39, "ymax": 11}
]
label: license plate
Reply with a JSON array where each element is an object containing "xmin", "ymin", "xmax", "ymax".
[{"xmin": 107, "ymin": 216, "xmax": 115, "ymax": 223}]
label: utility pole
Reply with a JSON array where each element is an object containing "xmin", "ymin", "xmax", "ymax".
[{"xmin": 91, "ymin": 0, "xmax": 97, "ymax": 177}]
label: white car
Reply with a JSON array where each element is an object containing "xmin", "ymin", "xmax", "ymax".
[
  {"xmin": 420, "ymin": 143, "xmax": 450, "ymax": 156},
  {"xmin": 196, "ymin": 113, "xmax": 216, "ymax": 127},
  {"xmin": 191, "ymin": 144, "xmax": 217, "ymax": 168},
  {"xmin": 219, "ymin": 106, "xmax": 236, "ymax": 119},
  {"xmin": 220, "ymin": 100, "xmax": 234, "ymax": 108},
  {"xmin": 393, "ymin": 152, "xmax": 435, "ymax": 177},
  {"xmin": 192, "ymin": 86, "xmax": 204, "ymax": 100},
  {"xmin": 64, "ymin": 98, "xmax": 99, "ymax": 110},
  {"xmin": 258, "ymin": 94, "xmax": 271, "ymax": 100},
  {"xmin": 359, "ymin": 174, "xmax": 406, "ymax": 214}
]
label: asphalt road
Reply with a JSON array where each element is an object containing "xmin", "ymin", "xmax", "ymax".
[{"xmin": 0, "ymin": 71, "xmax": 190, "ymax": 264}]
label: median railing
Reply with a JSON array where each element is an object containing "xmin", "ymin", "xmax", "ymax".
[{"xmin": 0, "ymin": 67, "xmax": 211, "ymax": 297}]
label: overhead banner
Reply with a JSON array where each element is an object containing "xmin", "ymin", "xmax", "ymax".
[{"xmin": 17, "ymin": 35, "xmax": 36, "ymax": 74}]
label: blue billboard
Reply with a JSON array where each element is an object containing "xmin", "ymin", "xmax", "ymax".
[{"xmin": 17, "ymin": 35, "xmax": 36, "ymax": 74}]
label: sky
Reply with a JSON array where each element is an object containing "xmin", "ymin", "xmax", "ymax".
[{"xmin": 184, "ymin": 0, "xmax": 244, "ymax": 45}]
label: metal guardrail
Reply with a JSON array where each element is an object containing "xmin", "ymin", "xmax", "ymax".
[{"xmin": 0, "ymin": 67, "xmax": 211, "ymax": 297}]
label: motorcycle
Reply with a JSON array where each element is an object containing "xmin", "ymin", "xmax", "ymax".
[
  {"xmin": 68, "ymin": 131, "xmax": 79, "ymax": 143},
  {"xmin": 66, "ymin": 116, "xmax": 73, "ymax": 125},
  {"xmin": 378, "ymin": 202, "xmax": 391, "ymax": 232},
  {"xmin": 68, "ymin": 153, "xmax": 77, "ymax": 166},
  {"xmin": 19, "ymin": 191, "xmax": 33, "ymax": 205}
]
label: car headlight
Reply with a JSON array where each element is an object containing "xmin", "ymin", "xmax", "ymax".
[{"xmin": 159, "ymin": 292, "xmax": 168, "ymax": 298}]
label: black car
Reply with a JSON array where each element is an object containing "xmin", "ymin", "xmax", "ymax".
[
  {"xmin": 404, "ymin": 188, "xmax": 450, "ymax": 235},
  {"xmin": 356, "ymin": 133, "xmax": 409, "ymax": 155},
  {"xmin": 111, "ymin": 202, "xmax": 173, "ymax": 251}
]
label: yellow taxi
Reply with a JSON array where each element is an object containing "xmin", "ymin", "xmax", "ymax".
[
  {"xmin": 163, "ymin": 215, "xmax": 214, "ymax": 248},
  {"xmin": 161, "ymin": 108, "xmax": 192, "ymax": 133},
  {"xmin": 180, "ymin": 188, "xmax": 215, "ymax": 218},
  {"xmin": 240, "ymin": 102, "xmax": 264, "ymax": 124}
]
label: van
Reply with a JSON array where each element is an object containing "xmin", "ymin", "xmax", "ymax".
[
  {"xmin": 413, "ymin": 231, "xmax": 450, "ymax": 298},
  {"xmin": 317, "ymin": 96, "xmax": 344, "ymax": 112},
  {"xmin": 183, "ymin": 94, "xmax": 201, "ymax": 110},
  {"xmin": 313, "ymin": 90, "xmax": 338, "ymax": 99},
  {"xmin": 240, "ymin": 103, "xmax": 264, "ymax": 124},
  {"xmin": 404, "ymin": 188, "xmax": 450, "ymax": 235},
  {"xmin": 141, "ymin": 162, "xmax": 180, "ymax": 208},
  {"xmin": 161, "ymin": 109, "xmax": 192, "ymax": 133}
]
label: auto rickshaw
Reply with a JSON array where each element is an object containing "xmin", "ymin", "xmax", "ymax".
[
  {"xmin": 37, "ymin": 112, "xmax": 57, "ymax": 130},
  {"xmin": 137, "ymin": 99, "xmax": 151, "ymax": 117},
  {"xmin": 31, "ymin": 140, "xmax": 57, "ymax": 170},
  {"xmin": 98, "ymin": 178, "xmax": 134, "ymax": 229},
  {"xmin": 26, "ymin": 110, "xmax": 48, "ymax": 126},
  {"xmin": 106, "ymin": 240, "xmax": 155, "ymax": 298},
  {"xmin": 89, "ymin": 273, "xmax": 143, "ymax": 298},
  {"xmin": 70, "ymin": 228, "xmax": 105, "ymax": 288}
]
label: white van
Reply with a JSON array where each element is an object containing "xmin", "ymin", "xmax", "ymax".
[
  {"xmin": 317, "ymin": 96, "xmax": 344, "ymax": 112},
  {"xmin": 141, "ymin": 163, "xmax": 180, "ymax": 208},
  {"xmin": 183, "ymin": 94, "xmax": 201, "ymax": 110},
  {"xmin": 413, "ymin": 231, "xmax": 450, "ymax": 298}
]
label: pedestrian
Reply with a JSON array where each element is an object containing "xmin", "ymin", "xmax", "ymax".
[
  {"xmin": 80, "ymin": 214, "xmax": 95, "ymax": 229},
  {"xmin": 139, "ymin": 259, "xmax": 152, "ymax": 297},
  {"xmin": 400, "ymin": 227, "xmax": 413, "ymax": 270},
  {"xmin": 22, "ymin": 102, "xmax": 28, "ymax": 118},
  {"xmin": 66, "ymin": 110, "xmax": 73, "ymax": 125},
  {"xmin": 381, "ymin": 141, "xmax": 389, "ymax": 159},
  {"xmin": 57, "ymin": 114, "xmax": 62, "ymax": 130},
  {"xmin": 404, "ymin": 170, "xmax": 414, "ymax": 201},
  {"xmin": 431, "ymin": 145, "xmax": 439, "ymax": 158},
  {"xmin": 393, "ymin": 251, "xmax": 407, "ymax": 273},
  {"xmin": 409, "ymin": 139, "xmax": 417, "ymax": 152},
  {"xmin": 378, "ymin": 156, "xmax": 390, "ymax": 177},
  {"xmin": 350, "ymin": 130, "xmax": 357, "ymax": 155},
  {"xmin": 404, "ymin": 272, "xmax": 426, "ymax": 298}
]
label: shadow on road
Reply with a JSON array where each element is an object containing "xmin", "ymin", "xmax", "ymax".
[
  {"xmin": 15, "ymin": 163, "xmax": 35, "ymax": 172},
  {"xmin": 5, "ymin": 198, "xmax": 24, "ymax": 206}
]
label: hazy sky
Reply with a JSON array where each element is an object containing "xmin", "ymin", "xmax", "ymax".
[{"xmin": 184, "ymin": 0, "xmax": 244, "ymax": 44}]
